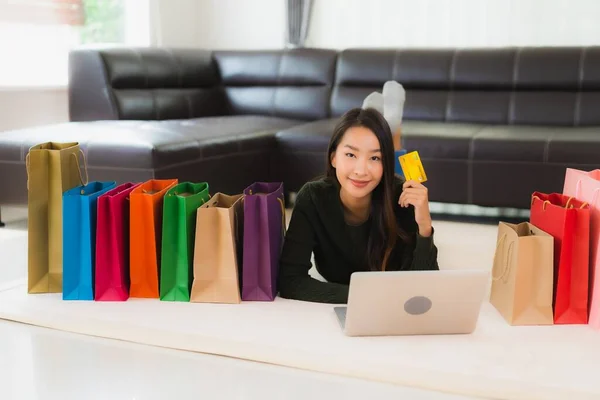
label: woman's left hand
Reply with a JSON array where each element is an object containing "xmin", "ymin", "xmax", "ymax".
[{"xmin": 398, "ymin": 180, "xmax": 433, "ymax": 237}]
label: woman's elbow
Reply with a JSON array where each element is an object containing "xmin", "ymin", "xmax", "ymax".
[{"xmin": 277, "ymin": 272, "xmax": 299, "ymax": 300}]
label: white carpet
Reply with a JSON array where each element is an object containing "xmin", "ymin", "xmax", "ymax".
[
  {"xmin": 10, "ymin": 209, "xmax": 594, "ymax": 399},
  {"xmin": 0, "ymin": 206, "xmax": 26, "ymax": 284},
  {"xmin": 1, "ymin": 281, "xmax": 600, "ymax": 400}
]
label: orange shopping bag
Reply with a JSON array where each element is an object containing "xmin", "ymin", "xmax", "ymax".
[{"xmin": 129, "ymin": 179, "xmax": 178, "ymax": 298}]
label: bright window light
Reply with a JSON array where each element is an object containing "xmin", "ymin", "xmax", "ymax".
[{"xmin": 0, "ymin": 0, "xmax": 150, "ymax": 88}]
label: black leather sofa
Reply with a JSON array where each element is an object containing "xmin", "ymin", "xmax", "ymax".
[{"xmin": 1, "ymin": 46, "xmax": 599, "ymax": 223}]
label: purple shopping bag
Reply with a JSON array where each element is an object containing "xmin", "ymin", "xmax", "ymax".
[{"xmin": 241, "ymin": 182, "xmax": 285, "ymax": 301}]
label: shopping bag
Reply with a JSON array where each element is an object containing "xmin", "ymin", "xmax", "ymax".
[
  {"xmin": 26, "ymin": 142, "xmax": 86, "ymax": 293},
  {"xmin": 62, "ymin": 181, "xmax": 116, "ymax": 300},
  {"xmin": 129, "ymin": 179, "xmax": 178, "ymax": 298},
  {"xmin": 530, "ymin": 192, "xmax": 590, "ymax": 324},
  {"xmin": 490, "ymin": 222, "xmax": 554, "ymax": 325},
  {"xmin": 95, "ymin": 182, "xmax": 141, "ymax": 301},
  {"xmin": 160, "ymin": 182, "xmax": 210, "ymax": 302},
  {"xmin": 191, "ymin": 193, "xmax": 243, "ymax": 304},
  {"xmin": 563, "ymin": 168, "xmax": 600, "ymax": 328},
  {"xmin": 241, "ymin": 182, "xmax": 285, "ymax": 301}
]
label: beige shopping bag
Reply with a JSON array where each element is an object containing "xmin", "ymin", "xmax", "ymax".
[
  {"xmin": 490, "ymin": 222, "xmax": 554, "ymax": 325},
  {"xmin": 27, "ymin": 142, "xmax": 87, "ymax": 293},
  {"xmin": 190, "ymin": 193, "xmax": 243, "ymax": 304}
]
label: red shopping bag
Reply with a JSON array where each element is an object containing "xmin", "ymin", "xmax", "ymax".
[
  {"xmin": 95, "ymin": 182, "xmax": 140, "ymax": 301},
  {"xmin": 530, "ymin": 192, "xmax": 590, "ymax": 324}
]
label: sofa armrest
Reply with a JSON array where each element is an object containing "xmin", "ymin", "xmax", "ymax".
[{"xmin": 69, "ymin": 49, "xmax": 119, "ymax": 122}]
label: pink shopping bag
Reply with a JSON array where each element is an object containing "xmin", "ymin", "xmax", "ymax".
[
  {"xmin": 563, "ymin": 168, "xmax": 600, "ymax": 328},
  {"xmin": 95, "ymin": 182, "xmax": 140, "ymax": 301}
]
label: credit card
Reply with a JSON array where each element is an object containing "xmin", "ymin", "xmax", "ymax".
[
  {"xmin": 394, "ymin": 149, "xmax": 408, "ymax": 177},
  {"xmin": 398, "ymin": 151, "xmax": 428, "ymax": 183}
]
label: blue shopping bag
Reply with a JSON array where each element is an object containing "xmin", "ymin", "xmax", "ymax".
[{"xmin": 62, "ymin": 181, "xmax": 116, "ymax": 300}]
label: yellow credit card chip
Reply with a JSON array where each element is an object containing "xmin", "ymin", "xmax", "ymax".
[{"xmin": 398, "ymin": 151, "xmax": 428, "ymax": 183}]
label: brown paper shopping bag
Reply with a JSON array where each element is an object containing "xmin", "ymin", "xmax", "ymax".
[
  {"xmin": 490, "ymin": 222, "xmax": 554, "ymax": 325},
  {"xmin": 27, "ymin": 142, "xmax": 87, "ymax": 293},
  {"xmin": 190, "ymin": 193, "xmax": 243, "ymax": 304}
]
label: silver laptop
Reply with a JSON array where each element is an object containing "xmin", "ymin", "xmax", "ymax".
[{"xmin": 334, "ymin": 270, "xmax": 489, "ymax": 337}]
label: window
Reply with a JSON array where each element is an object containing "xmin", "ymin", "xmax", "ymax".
[{"xmin": 0, "ymin": 0, "xmax": 149, "ymax": 87}]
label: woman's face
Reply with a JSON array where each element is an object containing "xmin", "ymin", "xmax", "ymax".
[{"xmin": 331, "ymin": 126, "xmax": 384, "ymax": 201}]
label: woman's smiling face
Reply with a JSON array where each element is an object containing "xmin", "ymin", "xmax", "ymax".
[{"xmin": 331, "ymin": 125, "xmax": 384, "ymax": 200}]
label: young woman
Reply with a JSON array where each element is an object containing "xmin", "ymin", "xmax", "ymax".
[{"xmin": 278, "ymin": 107, "xmax": 439, "ymax": 304}]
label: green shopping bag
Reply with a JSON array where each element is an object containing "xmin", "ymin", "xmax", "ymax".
[{"xmin": 160, "ymin": 182, "xmax": 210, "ymax": 302}]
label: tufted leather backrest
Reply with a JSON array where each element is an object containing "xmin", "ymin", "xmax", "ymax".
[
  {"xmin": 70, "ymin": 46, "xmax": 600, "ymax": 127},
  {"xmin": 69, "ymin": 48, "xmax": 227, "ymax": 121},
  {"xmin": 214, "ymin": 49, "xmax": 337, "ymax": 120},
  {"xmin": 331, "ymin": 47, "xmax": 600, "ymax": 126}
]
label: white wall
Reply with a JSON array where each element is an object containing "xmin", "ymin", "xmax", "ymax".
[
  {"xmin": 149, "ymin": 0, "xmax": 201, "ymax": 48},
  {"xmin": 150, "ymin": 0, "xmax": 286, "ymax": 49},
  {"xmin": 148, "ymin": 0, "xmax": 600, "ymax": 50},
  {"xmin": 0, "ymin": 89, "xmax": 68, "ymax": 132},
  {"xmin": 308, "ymin": 0, "xmax": 600, "ymax": 49}
]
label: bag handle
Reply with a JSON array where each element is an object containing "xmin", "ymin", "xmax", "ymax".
[
  {"xmin": 25, "ymin": 148, "xmax": 88, "ymax": 190},
  {"xmin": 246, "ymin": 188, "xmax": 286, "ymax": 233},
  {"xmin": 71, "ymin": 149, "xmax": 89, "ymax": 187},
  {"xmin": 565, "ymin": 196, "xmax": 588, "ymax": 209},
  {"xmin": 277, "ymin": 197, "xmax": 286, "ymax": 234},
  {"xmin": 532, "ymin": 194, "xmax": 587, "ymax": 210},
  {"xmin": 25, "ymin": 153, "xmax": 31, "ymax": 191},
  {"xmin": 531, "ymin": 195, "xmax": 552, "ymax": 211},
  {"xmin": 492, "ymin": 234, "xmax": 515, "ymax": 282}
]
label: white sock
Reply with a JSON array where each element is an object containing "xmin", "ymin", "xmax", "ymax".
[
  {"xmin": 362, "ymin": 91, "xmax": 384, "ymax": 114},
  {"xmin": 382, "ymin": 81, "xmax": 405, "ymax": 133}
]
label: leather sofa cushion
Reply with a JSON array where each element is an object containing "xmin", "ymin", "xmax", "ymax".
[
  {"xmin": 401, "ymin": 121, "xmax": 485, "ymax": 160},
  {"xmin": 101, "ymin": 48, "xmax": 220, "ymax": 89},
  {"xmin": 275, "ymin": 118, "xmax": 600, "ymax": 167},
  {"xmin": 276, "ymin": 119, "xmax": 485, "ymax": 161},
  {"xmin": 546, "ymin": 129, "xmax": 600, "ymax": 164},
  {"xmin": 215, "ymin": 49, "xmax": 337, "ymax": 121},
  {"xmin": 471, "ymin": 126, "xmax": 600, "ymax": 164},
  {"xmin": 275, "ymin": 118, "xmax": 337, "ymax": 153},
  {"xmin": 472, "ymin": 126, "xmax": 561, "ymax": 163},
  {"xmin": 0, "ymin": 116, "xmax": 301, "ymax": 170},
  {"xmin": 110, "ymin": 88, "xmax": 227, "ymax": 121}
]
